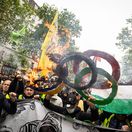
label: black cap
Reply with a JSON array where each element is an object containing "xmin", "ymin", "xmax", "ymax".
[{"xmin": 66, "ymin": 92, "xmax": 78, "ymax": 107}]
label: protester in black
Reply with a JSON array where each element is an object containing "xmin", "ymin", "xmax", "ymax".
[
  {"xmin": 43, "ymin": 92, "xmax": 99, "ymax": 122},
  {"xmin": 0, "ymin": 90, "xmax": 17, "ymax": 117}
]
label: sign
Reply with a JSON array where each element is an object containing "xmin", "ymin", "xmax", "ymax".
[{"xmin": 0, "ymin": 100, "xmax": 124, "ymax": 132}]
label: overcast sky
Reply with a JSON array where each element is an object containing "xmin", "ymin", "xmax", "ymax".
[{"xmin": 35, "ymin": 0, "xmax": 132, "ymax": 59}]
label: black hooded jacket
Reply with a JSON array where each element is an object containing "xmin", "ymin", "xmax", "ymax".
[
  {"xmin": 43, "ymin": 97, "xmax": 99, "ymax": 122},
  {"xmin": 0, "ymin": 90, "xmax": 17, "ymax": 117}
]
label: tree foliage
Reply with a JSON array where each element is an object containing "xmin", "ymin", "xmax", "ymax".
[
  {"xmin": 0, "ymin": 1, "xmax": 82, "ymax": 68},
  {"xmin": 116, "ymin": 17, "xmax": 132, "ymax": 82},
  {"xmin": 0, "ymin": 0, "xmax": 39, "ymax": 68},
  {"xmin": 0, "ymin": 0, "xmax": 35, "ymax": 43}
]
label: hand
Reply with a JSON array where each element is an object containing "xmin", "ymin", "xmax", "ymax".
[
  {"xmin": 121, "ymin": 125, "xmax": 129, "ymax": 131},
  {"xmin": 16, "ymin": 75, "xmax": 22, "ymax": 81},
  {"xmin": 9, "ymin": 92, "xmax": 17, "ymax": 102},
  {"xmin": 46, "ymin": 94, "xmax": 52, "ymax": 100},
  {"xmin": 87, "ymin": 95, "xmax": 96, "ymax": 109},
  {"xmin": 33, "ymin": 94, "xmax": 40, "ymax": 99},
  {"xmin": 88, "ymin": 95, "xmax": 96, "ymax": 101}
]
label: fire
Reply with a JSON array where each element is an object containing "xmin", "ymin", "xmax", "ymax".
[{"xmin": 23, "ymin": 69, "xmax": 39, "ymax": 85}]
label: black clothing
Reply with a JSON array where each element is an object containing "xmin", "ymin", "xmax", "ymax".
[
  {"xmin": 0, "ymin": 91, "xmax": 17, "ymax": 117},
  {"xmin": 84, "ymin": 100, "xmax": 90, "ymax": 112},
  {"xmin": 43, "ymin": 98, "xmax": 99, "ymax": 122},
  {"xmin": 39, "ymin": 126, "xmax": 56, "ymax": 132},
  {"xmin": 8, "ymin": 77, "xmax": 24, "ymax": 95}
]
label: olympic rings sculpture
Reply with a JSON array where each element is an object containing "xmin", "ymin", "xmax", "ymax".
[{"xmin": 32, "ymin": 50, "xmax": 120, "ymax": 105}]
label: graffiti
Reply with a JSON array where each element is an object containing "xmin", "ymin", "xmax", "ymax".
[
  {"xmin": 19, "ymin": 121, "xmax": 40, "ymax": 132},
  {"xmin": 16, "ymin": 100, "xmax": 35, "ymax": 114},
  {"xmin": 16, "ymin": 105, "xmax": 26, "ymax": 114},
  {"xmin": 37, "ymin": 112, "xmax": 62, "ymax": 132},
  {"xmin": 19, "ymin": 112, "xmax": 62, "ymax": 132}
]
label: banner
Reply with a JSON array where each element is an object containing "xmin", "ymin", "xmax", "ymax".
[{"xmin": 0, "ymin": 100, "xmax": 125, "ymax": 132}]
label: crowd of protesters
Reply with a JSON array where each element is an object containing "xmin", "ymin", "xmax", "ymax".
[{"xmin": 0, "ymin": 69, "xmax": 132, "ymax": 132}]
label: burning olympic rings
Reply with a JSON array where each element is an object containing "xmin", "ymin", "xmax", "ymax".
[
  {"xmin": 32, "ymin": 50, "xmax": 120, "ymax": 105},
  {"xmin": 75, "ymin": 67, "xmax": 118, "ymax": 105}
]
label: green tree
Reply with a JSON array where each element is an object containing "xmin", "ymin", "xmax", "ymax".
[
  {"xmin": 36, "ymin": 4, "xmax": 82, "ymax": 52},
  {"xmin": 0, "ymin": 0, "xmax": 39, "ymax": 68},
  {"xmin": 0, "ymin": 0, "xmax": 35, "ymax": 44},
  {"xmin": 116, "ymin": 17, "xmax": 132, "ymax": 83}
]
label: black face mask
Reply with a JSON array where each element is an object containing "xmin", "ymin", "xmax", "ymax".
[
  {"xmin": 66, "ymin": 92, "xmax": 78, "ymax": 105},
  {"xmin": 65, "ymin": 96, "xmax": 78, "ymax": 113}
]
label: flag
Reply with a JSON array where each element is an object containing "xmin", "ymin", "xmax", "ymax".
[
  {"xmin": 38, "ymin": 11, "xmax": 58, "ymax": 76},
  {"xmin": 38, "ymin": 11, "xmax": 71, "ymax": 77},
  {"xmin": 92, "ymin": 85, "xmax": 132, "ymax": 114}
]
